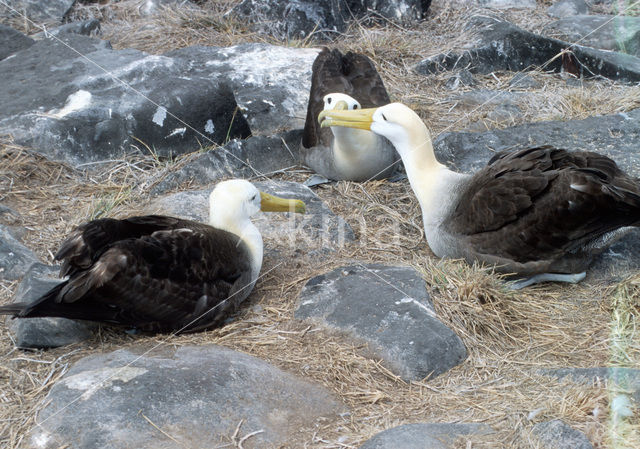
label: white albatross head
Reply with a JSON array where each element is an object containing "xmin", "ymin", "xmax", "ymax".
[
  {"xmin": 208, "ymin": 179, "xmax": 305, "ymax": 279},
  {"xmin": 322, "ymin": 93, "xmax": 361, "ymax": 112},
  {"xmin": 209, "ymin": 179, "xmax": 305, "ymax": 232},
  {"xmin": 319, "ymin": 102, "xmax": 432, "ymax": 161}
]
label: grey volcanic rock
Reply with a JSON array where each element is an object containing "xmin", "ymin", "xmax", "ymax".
[
  {"xmin": 433, "ymin": 108, "xmax": 640, "ymax": 282},
  {"xmin": 29, "ymin": 345, "xmax": 345, "ymax": 449},
  {"xmin": 544, "ymin": 15, "xmax": 640, "ymax": 57},
  {"xmin": 359, "ymin": 423, "xmax": 494, "ymax": 449},
  {"xmin": 532, "ymin": 420, "xmax": 593, "ymax": 449},
  {"xmin": 166, "ymin": 44, "xmax": 319, "ymax": 133},
  {"xmin": 0, "ymin": 224, "xmax": 40, "ymax": 281},
  {"xmin": 295, "ymin": 264, "xmax": 467, "ymax": 381},
  {"xmin": 477, "ymin": 0, "xmax": 536, "ymax": 7},
  {"xmin": 449, "ymin": 0, "xmax": 536, "ymax": 8},
  {"xmin": 34, "ymin": 19, "xmax": 102, "ymax": 38},
  {"xmin": 547, "ymin": 0, "xmax": 588, "ymax": 18},
  {"xmin": 0, "ymin": 25, "xmax": 34, "ymax": 61},
  {"xmin": 230, "ymin": 0, "xmax": 431, "ymax": 41},
  {"xmin": 415, "ymin": 16, "xmax": 640, "ymax": 82},
  {"xmin": 2, "ymin": 0, "xmax": 75, "ymax": 24},
  {"xmin": 6, "ymin": 264, "xmax": 96, "ymax": 349},
  {"xmin": 0, "ymin": 34, "xmax": 251, "ymax": 165},
  {"xmin": 433, "ymin": 109, "xmax": 640, "ymax": 175},
  {"xmin": 445, "ymin": 89, "xmax": 529, "ymax": 131},
  {"xmin": 149, "ymin": 130, "xmax": 302, "ymax": 195},
  {"xmin": 147, "ymin": 180, "xmax": 354, "ymax": 253}
]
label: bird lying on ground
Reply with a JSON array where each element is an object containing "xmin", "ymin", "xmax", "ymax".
[
  {"xmin": 0, "ymin": 179, "xmax": 305, "ymax": 332},
  {"xmin": 319, "ymin": 102, "xmax": 640, "ymax": 288}
]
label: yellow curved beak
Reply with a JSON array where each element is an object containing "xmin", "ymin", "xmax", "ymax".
[
  {"xmin": 260, "ymin": 192, "xmax": 306, "ymax": 214},
  {"xmin": 318, "ymin": 107, "xmax": 377, "ymax": 130}
]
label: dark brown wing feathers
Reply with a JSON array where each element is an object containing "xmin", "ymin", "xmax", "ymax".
[
  {"xmin": 0, "ymin": 216, "xmax": 253, "ymax": 333},
  {"xmin": 302, "ymin": 47, "xmax": 390, "ymax": 148},
  {"xmin": 447, "ymin": 146, "xmax": 640, "ymax": 267}
]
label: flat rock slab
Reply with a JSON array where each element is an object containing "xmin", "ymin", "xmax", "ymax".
[
  {"xmin": 0, "ymin": 24, "xmax": 34, "ymax": 61},
  {"xmin": 433, "ymin": 108, "xmax": 640, "ymax": 283},
  {"xmin": 230, "ymin": 0, "xmax": 430, "ymax": 41},
  {"xmin": 415, "ymin": 16, "xmax": 640, "ymax": 82},
  {"xmin": 532, "ymin": 419, "xmax": 594, "ymax": 449},
  {"xmin": 434, "ymin": 108, "xmax": 640, "ymax": 180},
  {"xmin": 547, "ymin": 0, "xmax": 588, "ymax": 18},
  {"xmin": 6, "ymin": 263, "xmax": 96, "ymax": 349},
  {"xmin": 0, "ymin": 34, "xmax": 252, "ymax": 165},
  {"xmin": 0, "ymin": 224, "xmax": 40, "ymax": 281},
  {"xmin": 1, "ymin": 38, "xmax": 320, "ymax": 166},
  {"xmin": 2, "ymin": 0, "xmax": 75, "ymax": 24},
  {"xmin": 146, "ymin": 180, "xmax": 354, "ymax": 253},
  {"xmin": 544, "ymin": 15, "xmax": 640, "ymax": 57},
  {"xmin": 29, "ymin": 344, "xmax": 345, "ymax": 449},
  {"xmin": 165, "ymin": 44, "xmax": 320, "ymax": 134},
  {"xmin": 359, "ymin": 422, "xmax": 494, "ymax": 449},
  {"xmin": 295, "ymin": 264, "xmax": 467, "ymax": 381},
  {"xmin": 149, "ymin": 130, "xmax": 302, "ymax": 195}
]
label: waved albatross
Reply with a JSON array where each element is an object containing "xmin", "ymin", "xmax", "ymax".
[
  {"xmin": 320, "ymin": 103, "xmax": 640, "ymax": 288},
  {"xmin": 301, "ymin": 47, "xmax": 399, "ymax": 181},
  {"xmin": 0, "ymin": 180, "xmax": 305, "ymax": 332}
]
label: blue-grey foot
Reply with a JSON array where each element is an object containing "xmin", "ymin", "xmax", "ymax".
[{"xmin": 508, "ymin": 272, "xmax": 587, "ymax": 290}]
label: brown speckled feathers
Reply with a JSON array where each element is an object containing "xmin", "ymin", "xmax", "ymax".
[
  {"xmin": 302, "ymin": 47, "xmax": 390, "ymax": 149},
  {"xmin": 0, "ymin": 216, "xmax": 252, "ymax": 333},
  {"xmin": 446, "ymin": 146, "xmax": 640, "ymax": 273}
]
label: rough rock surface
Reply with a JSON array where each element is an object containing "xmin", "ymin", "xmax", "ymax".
[
  {"xmin": 544, "ymin": 15, "xmax": 640, "ymax": 57},
  {"xmin": 415, "ymin": 16, "xmax": 640, "ymax": 82},
  {"xmin": 449, "ymin": 0, "xmax": 536, "ymax": 8},
  {"xmin": 359, "ymin": 422, "xmax": 494, "ymax": 449},
  {"xmin": 149, "ymin": 130, "xmax": 302, "ymax": 195},
  {"xmin": 0, "ymin": 38, "xmax": 320, "ymax": 166},
  {"xmin": 230, "ymin": 0, "xmax": 431, "ymax": 41},
  {"xmin": 29, "ymin": 345, "xmax": 345, "ymax": 449},
  {"xmin": 6, "ymin": 264, "xmax": 96, "ymax": 349},
  {"xmin": 434, "ymin": 108, "xmax": 640, "ymax": 175},
  {"xmin": 0, "ymin": 24, "xmax": 34, "ymax": 61},
  {"xmin": 147, "ymin": 180, "xmax": 355, "ymax": 253},
  {"xmin": 2, "ymin": 0, "xmax": 75, "ymax": 24},
  {"xmin": 0, "ymin": 34, "xmax": 252, "ymax": 165},
  {"xmin": 165, "ymin": 44, "xmax": 319, "ymax": 134},
  {"xmin": 295, "ymin": 264, "xmax": 467, "ymax": 381},
  {"xmin": 444, "ymin": 89, "xmax": 529, "ymax": 131},
  {"xmin": 547, "ymin": 0, "xmax": 589, "ymax": 18},
  {"xmin": 34, "ymin": 18, "xmax": 102, "ymax": 38},
  {"xmin": 0, "ymin": 224, "xmax": 40, "ymax": 281},
  {"xmin": 477, "ymin": 0, "xmax": 536, "ymax": 7},
  {"xmin": 532, "ymin": 420, "xmax": 594, "ymax": 449},
  {"xmin": 433, "ymin": 108, "xmax": 640, "ymax": 282}
]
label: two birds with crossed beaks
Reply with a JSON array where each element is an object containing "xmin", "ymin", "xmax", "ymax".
[
  {"xmin": 307, "ymin": 47, "xmax": 640, "ymax": 289},
  {"xmin": 1, "ymin": 47, "xmax": 640, "ymax": 334}
]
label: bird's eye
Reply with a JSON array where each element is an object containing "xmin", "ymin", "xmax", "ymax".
[
  {"xmin": 353, "ymin": 104, "xmax": 358, "ymax": 109},
  {"xmin": 381, "ymin": 113, "xmax": 387, "ymax": 121},
  {"xmin": 327, "ymin": 97, "xmax": 332, "ymax": 104},
  {"xmin": 251, "ymin": 194, "xmax": 257, "ymax": 201}
]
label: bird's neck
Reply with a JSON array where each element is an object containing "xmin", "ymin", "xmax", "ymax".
[
  {"xmin": 211, "ymin": 217, "xmax": 263, "ymax": 280},
  {"xmin": 395, "ymin": 128, "xmax": 467, "ymax": 241},
  {"xmin": 399, "ymin": 130, "xmax": 448, "ymax": 217}
]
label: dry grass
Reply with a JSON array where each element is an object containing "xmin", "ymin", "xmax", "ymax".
[{"xmin": 1, "ymin": 1, "xmax": 640, "ymax": 448}]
